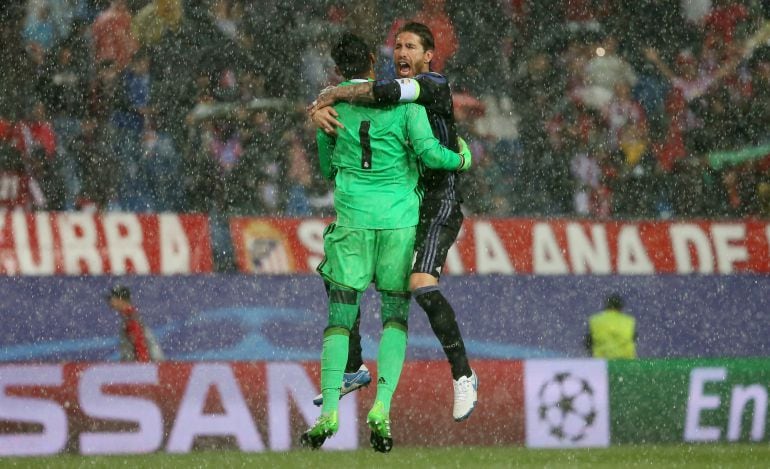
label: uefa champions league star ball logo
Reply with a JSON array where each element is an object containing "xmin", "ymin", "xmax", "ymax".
[{"xmin": 537, "ymin": 371, "xmax": 598, "ymax": 442}]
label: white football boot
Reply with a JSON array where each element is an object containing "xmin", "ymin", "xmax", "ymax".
[{"xmin": 452, "ymin": 369, "xmax": 478, "ymax": 421}]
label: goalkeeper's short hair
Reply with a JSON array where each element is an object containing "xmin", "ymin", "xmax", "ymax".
[{"xmin": 331, "ymin": 32, "xmax": 373, "ymax": 80}]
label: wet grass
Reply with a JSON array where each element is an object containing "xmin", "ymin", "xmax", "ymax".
[{"xmin": 3, "ymin": 444, "xmax": 769, "ymax": 468}]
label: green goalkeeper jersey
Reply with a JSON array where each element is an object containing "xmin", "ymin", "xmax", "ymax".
[{"xmin": 317, "ymin": 79, "xmax": 462, "ymax": 229}]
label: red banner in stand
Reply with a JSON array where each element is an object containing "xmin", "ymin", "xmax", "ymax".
[
  {"xmin": 0, "ymin": 211, "xmax": 212, "ymax": 275},
  {"xmin": 230, "ymin": 217, "xmax": 770, "ymax": 275}
]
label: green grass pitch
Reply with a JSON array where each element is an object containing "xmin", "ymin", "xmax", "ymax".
[{"xmin": 3, "ymin": 445, "xmax": 769, "ymax": 469}]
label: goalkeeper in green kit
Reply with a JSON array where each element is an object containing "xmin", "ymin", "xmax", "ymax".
[{"xmin": 300, "ymin": 32, "xmax": 471, "ymax": 453}]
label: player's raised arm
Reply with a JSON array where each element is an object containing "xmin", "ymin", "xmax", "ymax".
[{"xmin": 405, "ymin": 104, "xmax": 470, "ymax": 172}]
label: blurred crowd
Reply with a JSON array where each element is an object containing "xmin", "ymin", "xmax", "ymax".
[{"xmin": 2, "ymin": 0, "xmax": 770, "ymax": 223}]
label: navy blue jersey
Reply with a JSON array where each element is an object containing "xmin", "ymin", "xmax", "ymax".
[{"xmin": 373, "ymin": 72, "xmax": 462, "ymax": 202}]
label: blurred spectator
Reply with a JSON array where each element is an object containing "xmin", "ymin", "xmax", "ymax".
[
  {"xmin": 564, "ymin": 0, "xmax": 611, "ymax": 32},
  {"xmin": 23, "ymin": 2, "xmax": 57, "ymax": 51},
  {"xmin": 106, "ymin": 285, "xmax": 164, "ymax": 362},
  {"xmin": 466, "ymin": 94, "xmax": 519, "ymax": 214},
  {"xmin": 569, "ymin": 115, "xmax": 608, "ymax": 217},
  {"xmin": 16, "ymin": 101, "xmax": 63, "ymax": 209},
  {"xmin": 91, "ymin": 0, "xmax": 138, "ymax": 70},
  {"xmin": 26, "ymin": 0, "xmax": 92, "ymax": 41},
  {"xmin": 1, "ymin": 6, "xmax": 37, "ymax": 120},
  {"xmin": 282, "ymin": 128, "xmax": 313, "ymax": 216},
  {"xmin": 680, "ymin": 0, "xmax": 712, "ymax": 26},
  {"xmin": 509, "ymin": 51, "xmax": 571, "ymax": 215},
  {"xmin": 122, "ymin": 51, "xmax": 153, "ymax": 132},
  {"xmin": 88, "ymin": 59, "xmax": 127, "ymax": 123},
  {"xmin": 758, "ymin": 181, "xmax": 770, "ymax": 218},
  {"xmin": 42, "ymin": 42, "xmax": 88, "ymax": 120},
  {"xmin": 146, "ymin": 128, "xmax": 183, "ymax": 211},
  {"xmin": 0, "ymin": 139, "xmax": 45, "ymax": 210},
  {"xmin": 702, "ymin": 0, "xmax": 749, "ymax": 45},
  {"xmin": 240, "ymin": 1, "xmax": 303, "ymax": 97},
  {"xmin": 643, "ymin": 41, "xmax": 743, "ymax": 103},
  {"xmin": 670, "ymin": 156, "xmax": 711, "ymax": 217},
  {"xmin": 603, "ymin": 82, "xmax": 647, "ymax": 149},
  {"xmin": 184, "ymin": 93, "xmax": 246, "ymax": 214},
  {"xmin": 458, "ymin": 120, "xmax": 510, "ymax": 216},
  {"xmin": 211, "ymin": 0, "xmax": 241, "ymax": 42},
  {"xmin": 184, "ymin": 123, "xmax": 239, "ymax": 214},
  {"xmin": 445, "ymin": 0, "xmax": 511, "ymax": 94},
  {"xmin": 86, "ymin": 56, "xmax": 146, "ymax": 211},
  {"xmin": 209, "ymin": 122, "xmax": 242, "ymax": 175},
  {"xmin": 41, "ymin": 28, "xmax": 91, "ymax": 209},
  {"xmin": 13, "ymin": 101, "xmax": 56, "ymax": 159},
  {"xmin": 131, "ymin": 0, "xmax": 183, "ymax": 46},
  {"xmin": 744, "ymin": 48, "xmax": 770, "ymax": 144},
  {"xmin": 70, "ymin": 117, "xmax": 119, "ymax": 210},
  {"xmin": 299, "ymin": 35, "xmax": 337, "ymax": 102},
  {"xmin": 580, "ymin": 35, "xmax": 638, "ymax": 111},
  {"xmin": 611, "ymin": 123, "xmax": 659, "ymax": 219}
]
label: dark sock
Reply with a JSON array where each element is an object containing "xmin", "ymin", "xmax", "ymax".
[
  {"xmin": 325, "ymin": 281, "xmax": 363, "ymax": 373},
  {"xmin": 346, "ymin": 310, "xmax": 363, "ymax": 372},
  {"xmin": 414, "ymin": 286, "xmax": 472, "ymax": 380}
]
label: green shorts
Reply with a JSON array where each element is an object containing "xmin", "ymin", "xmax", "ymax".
[{"xmin": 317, "ymin": 223, "xmax": 416, "ymax": 293}]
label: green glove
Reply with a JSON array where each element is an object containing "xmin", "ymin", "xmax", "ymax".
[{"xmin": 457, "ymin": 137, "xmax": 472, "ymax": 171}]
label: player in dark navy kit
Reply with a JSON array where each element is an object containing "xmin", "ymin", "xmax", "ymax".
[{"xmin": 309, "ymin": 22, "xmax": 478, "ymax": 422}]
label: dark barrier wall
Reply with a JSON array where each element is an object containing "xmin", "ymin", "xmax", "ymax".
[{"xmin": 1, "ymin": 275, "xmax": 769, "ymax": 362}]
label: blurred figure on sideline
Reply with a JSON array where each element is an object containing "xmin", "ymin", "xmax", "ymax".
[
  {"xmin": 586, "ymin": 293, "xmax": 637, "ymax": 359},
  {"xmin": 106, "ymin": 285, "xmax": 164, "ymax": 362}
]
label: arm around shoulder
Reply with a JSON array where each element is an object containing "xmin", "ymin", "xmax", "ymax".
[{"xmin": 315, "ymin": 82, "xmax": 375, "ymax": 109}]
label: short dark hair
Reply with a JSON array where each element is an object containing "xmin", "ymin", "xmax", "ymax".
[
  {"xmin": 396, "ymin": 21, "xmax": 435, "ymax": 52},
  {"xmin": 606, "ymin": 294, "xmax": 623, "ymax": 310},
  {"xmin": 331, "ymin": 32, "xmax": 373, "ymax": 80},
  {"xmin": 107, "ymin": 285, "xmax": 131, "ymax": 301}
]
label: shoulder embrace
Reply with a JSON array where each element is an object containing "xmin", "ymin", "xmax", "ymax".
[{"xmin": 417, "ymin": 72, "xmax": 449, "ymax": 85}]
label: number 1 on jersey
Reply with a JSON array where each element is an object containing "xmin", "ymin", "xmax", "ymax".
[{"xmin": 359, "ymin": 121, "xmax": 372, "ymax": 169}]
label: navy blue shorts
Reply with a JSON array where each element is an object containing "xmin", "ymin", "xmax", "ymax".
[{"xmin": 412, "ymin": 199, "xmax": 463, "ymax": 279}]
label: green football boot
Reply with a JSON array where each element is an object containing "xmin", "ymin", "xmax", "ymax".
[
  {"xmin": 300, "ymin": 410, "xmax": 338, "ymax": 450},
  {"xmin": 366, "ymin": 401, "xmax": 393, "ymax": 453}
]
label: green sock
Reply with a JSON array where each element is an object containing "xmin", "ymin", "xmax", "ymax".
[
  {"xmin": 374, "ymin": 324, "xmax": 407, "ymax": 413},
  {"xmin": 321, "ymin": 328, "xmax": 349, "ymax": 415}
]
